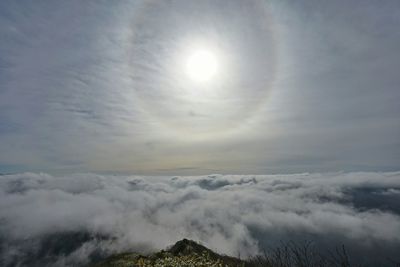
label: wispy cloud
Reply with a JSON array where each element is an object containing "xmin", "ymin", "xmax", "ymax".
[{"xmin": 0, "ymin": 1, "xmax": 399, "ymax": 173}]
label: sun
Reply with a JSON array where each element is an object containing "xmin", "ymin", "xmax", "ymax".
[{"xmin": 185, "ymin": 49, "xmax": 218, "ymax": 82}]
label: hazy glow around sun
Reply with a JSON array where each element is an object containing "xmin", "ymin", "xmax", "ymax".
[
  {"xmin": 185, "ymin": 49, "xmax": 218, "ymax": 82},
  {"xmin": 130, "ymin": 0, "xmax": 276, "ymax": 138}
]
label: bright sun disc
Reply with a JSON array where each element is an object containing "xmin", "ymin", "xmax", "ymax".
[{"xmin": 185, "ymin": 49, "xmax": 218, "ymax": 82}]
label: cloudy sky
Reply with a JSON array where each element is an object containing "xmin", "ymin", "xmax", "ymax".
[
  {"xmin": 0, "ymin": 0, "xmax": 399, "ymax": 174},
  {"xmin": 0, "ymin": 2, "xmax": 400, "ymax": 266}
]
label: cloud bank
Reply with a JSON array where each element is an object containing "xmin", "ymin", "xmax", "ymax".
[{"xmin": 1, "ymin": 172, "xmax": 400, "ymax": 266}]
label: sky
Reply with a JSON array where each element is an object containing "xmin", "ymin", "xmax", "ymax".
[{"xmin": 0, "ymin": 0, "xmax": 400, "ymax": 174}]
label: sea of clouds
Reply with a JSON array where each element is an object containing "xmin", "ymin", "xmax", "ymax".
[{"xmin": 1, "ymin": 172, "xmax": 400, "ymax": 266}]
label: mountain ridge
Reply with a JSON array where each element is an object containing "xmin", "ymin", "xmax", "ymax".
[{"xmin": 92, "ymin": 238, "xmax": 246, "ymax": 267}]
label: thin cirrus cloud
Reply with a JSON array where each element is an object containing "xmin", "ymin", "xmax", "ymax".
[
  {"xmin": 0, "ymin": 0, "xmax": 399, "ymax": 174},
  {"xmin": 1, "ymin": 171, "xmax": 400, "ymax": 266}
]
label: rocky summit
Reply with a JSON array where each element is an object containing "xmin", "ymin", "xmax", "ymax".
[{"xmin": 92, "ymin": 239, "xmax": 246, "ymax": 267}]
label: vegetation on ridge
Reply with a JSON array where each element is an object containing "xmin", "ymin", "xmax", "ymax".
[{"xmin": 92, "ymin": 239, "xmax": 400, "ymax": 267}]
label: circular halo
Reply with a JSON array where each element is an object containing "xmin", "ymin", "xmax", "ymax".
[{"xmin": 129, "ymin": 0, "xmax": 277, "ymax": 139}]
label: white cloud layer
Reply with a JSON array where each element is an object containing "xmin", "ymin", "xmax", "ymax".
[{"xmin": 1, "ymin": 172, "xmax": 400, "ymax": 266}]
